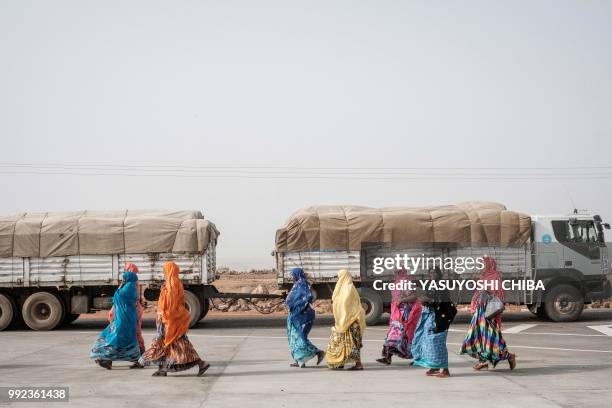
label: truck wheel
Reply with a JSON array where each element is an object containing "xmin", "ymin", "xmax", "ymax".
[
  {"xmin": 198, "ymin": 298, "xmax": 210, "ymax": 321},
  {"xmin": 183, "ymin": 290, "xmax": 201, "ymax": 328},
  {"xmin": 544, "ymin": 284, "xmax": 584, "ymax": 322},
  {"xmin": 357, "ymin": 287, "xmax": 383, "ymax": 325},
  {"xmin": 0, "ymin": 293, "xmax": 16, "ymax": 331},
  {"xmin": 22, "ymin": 292, "xmax": 65, "ymax": 331}
]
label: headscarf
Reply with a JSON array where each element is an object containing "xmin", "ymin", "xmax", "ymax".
[
  {"xmin": 108, "ymin": 262, "xmax": 142, "ymax": 323},
  {"xmin": 106, "ymin": 271, "xmax": 139, "ymax": 347},
  {"xmin": 286, "ymin": 268, "xmax": 313, "ymax": 314},
  {"xmin": 125, "ymin": 262, "xmax": 139, "ymax": 273},
  {"xmin": 471, "ymin": 256, "xmax": 504, "ymax": 325},
  {"xmin": 158, "ymin": 262, "xmax": 190, "ymax": 347},
  {"xmin": 332, "ymin": 269, "xmax": 366, "ymax": 333},
  {"xmin": 391, "ymin": 268, "xmax": 415, "ymax": 304}
]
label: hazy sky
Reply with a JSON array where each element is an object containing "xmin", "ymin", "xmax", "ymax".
[{"xmin": 1, "ymin": 1, "xmax": 611, "ymax": 269}]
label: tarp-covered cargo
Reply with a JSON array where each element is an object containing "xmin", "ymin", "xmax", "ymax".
[
  {"xmin": 275, "ymin": 202, "xmax": 531, "ymax": 252},
  {"xmin": 0, "ymin": 210, "xmax": 219, "ymax": 258}
]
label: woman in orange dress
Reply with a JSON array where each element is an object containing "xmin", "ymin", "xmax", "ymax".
[{"xmin": 139, "ymin": 261, "xmax": 209, "ymax": 377}]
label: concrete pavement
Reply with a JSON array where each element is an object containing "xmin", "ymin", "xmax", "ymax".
[{"xmin": 1, "ymin": 310, "xmax": 612, "ymax": 408}]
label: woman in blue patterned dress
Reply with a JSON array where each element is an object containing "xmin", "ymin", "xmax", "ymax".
[
  {"xmin": 286, "ymin": 268, "xmax": 325, "ymax": 368},
  {"xmin": 411, "ymin": 267, "xmax": 457, "ymax": 378}
]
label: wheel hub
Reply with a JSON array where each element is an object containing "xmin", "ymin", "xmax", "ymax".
[
  {"xmin": 34, "ymin": 303, "xmax": 51, "ymax": 321},
  {"xmin": 361, "ymin": 300, "xmax": 372, "ymax": 314},
  {"xmin": 555, "ymin": 295, "xmax": 576, "ymax": 315}
]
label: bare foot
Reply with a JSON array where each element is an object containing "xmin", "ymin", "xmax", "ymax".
[{"xmin": 425, "ymin": 369, "xmax": 440, "ymax": 376}]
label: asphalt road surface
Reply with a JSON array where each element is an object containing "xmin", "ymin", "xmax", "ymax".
[{"xmin": 1, "ymin": 310, "xmax": 612, "ymax": 408}]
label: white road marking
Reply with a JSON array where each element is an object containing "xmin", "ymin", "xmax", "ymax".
[
  {"xmin": 7, "ymin": 331, "xmax": 612, "ymax": 354},
  {"xmin": 520, "ymin": 331, "xmax": 606, "ymax": 338},
  {"xmin": 191, "ymin": 334, "xmax": 612, "ymax": 354},
  {"xmin": 587, "ymin": 325, "xmax": 612, "ymax": 336},
  {"xmin": 380, "ymin": 325, "xmax": 608, "ymax": 337},
  {"xmin": 503, "ymin": 324, "xmax": 538, "ymax": 334},
  {"xmin": 446, "ymin": 342, "xmax": 612, "ymax": 354}
]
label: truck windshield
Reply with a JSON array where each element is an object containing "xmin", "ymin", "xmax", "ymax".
[{"xmin": 567, "ymin": 220, "xmax": 600, "ymax": 244}]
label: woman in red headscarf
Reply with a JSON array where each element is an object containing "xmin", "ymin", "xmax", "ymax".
[
  {"xmin": 108, "ymin": 262, "xmax": 145, "ymax": 368},
  {"xmin": 139, "ymin": 262, "xmax": 209, "ymax": 376},
  {"xmin": 460, "ymin": 256, "xmax": 516, "ymax": 371},
  {"xmin": 376, "ymin": 269, "xmax": 422, "ymax": 365}
]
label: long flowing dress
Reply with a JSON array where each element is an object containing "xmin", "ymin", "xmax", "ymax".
[
  {"xmin": 108, "ymin": 263, "xmax": 145, "ymax": 353},
  {"xmin": 286, "ymin": 268, "xmax": 321, "ymax": 366},
  {"xmin": 380, "ymin": 270, "xmax": 422, "ymax": 360},
  {"xmin": 460, "ymin": 256, "xmax": 511, "ymax": 367},
  {"xmin": 382, "ymin": 302, "xmax": 422, "ymax": 359},
  {"xmin": 460, "ymin": 292, "xmax": 510, "ymax": 366},
  {"xmin": 326, "ymin": 269, "xmax": 366, "ymax": 369},
  {"xmin": 411, "ymin": 307, "xmax": 448, "ymax": 369},
  {"xmin": 139, "ymin": 262, "xmax": 204, "ymax": 373},
  {"xmin": 90, "ymin": 272, "xmax": 141, "ymax": 363},
  {"xmin": 411, "ymin": 274, "xmax": 457, "ymax": 370}
]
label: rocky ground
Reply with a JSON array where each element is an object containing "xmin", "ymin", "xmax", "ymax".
[{"xmin": 93, "ymin": 270, "xmax": 612, "ymax": 320}]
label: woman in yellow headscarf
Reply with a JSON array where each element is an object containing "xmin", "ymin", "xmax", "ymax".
[
  {"xmin": 326, "ymin": 269, "xmax": 366, "ymax": 370},
  {"xmin": 139, "ymin": 262, "xmax": 210, "ymax": 377}
]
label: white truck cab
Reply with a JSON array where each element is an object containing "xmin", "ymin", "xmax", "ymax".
[{"xmin": 530, "ymin": 212, "xmax": 611, "ymax": 321}]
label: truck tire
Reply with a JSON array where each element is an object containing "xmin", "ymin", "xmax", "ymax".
[
  {"xmin": 544, "ymin": 284, "xmax": 584, "ymax": 322},
  {"xmin": 0, "ymin": 293, "xmax": 16, "ymax": 331},
  {"xmin": 198, "ymin": 298, "xmax": 210, "ymax": 321},
  {"xmin": 183, "ymin": 290, "xmax": 201, "ymax": 328},
  {"xmin": 357, "ymin": 287, "xmax": 383, "ymax": 325},
  {"xmin": 22, "ymin": 292, "xmax": 65, "ymax": 330}
]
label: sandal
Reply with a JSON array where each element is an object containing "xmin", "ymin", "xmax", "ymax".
[
  {"xmin": 473, "ymin": 362, "xmax": 489, "ymax": 371},
  {"xmin": 129, "ymin": 362, "xmax": 144, "ymax": 369},
  {"xmin": 152, "ymin": 370, "xmax": 167, "ymax": 377},
  {"xmin": 197, "ymin": 363, "xmax": 210, "ymax": 377},
  {"xmin": 348, "ymin": 364, "xmax": 364, "ymax": 371},
  {"xmin": 425, "ymin": 369, "xmax": 440, "ymax": 376},
  {"xmin": 95, "ymin": 359, "xmax": 112, "ymax": 370},
  {"xmin": 508, "ymin": 353, "xmax": 516, "ymax": 370},
  {"xmin": 290, "ymin": 362, "xmax": 299, "ymax": 367},
  {"xmin": 376, "ymin": 357, "xmax": 391, "ymax": 365},
  {"xmin": 437, "ymin": 369, "xmax": 450, "ymax": 378}
]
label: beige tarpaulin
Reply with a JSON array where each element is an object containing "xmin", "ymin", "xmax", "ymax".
[
  {"xmin": 0, "ymin": 210, "xmax": 219, "ymax": 258},
  {"xmin": 275, "ymin": 202, "xmax": 531, "ymax": 251}
]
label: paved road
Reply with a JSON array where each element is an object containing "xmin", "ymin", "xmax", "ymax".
[{"xmin": 1, "ymin": 310, "xmax": 612, "ymax": 408}]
